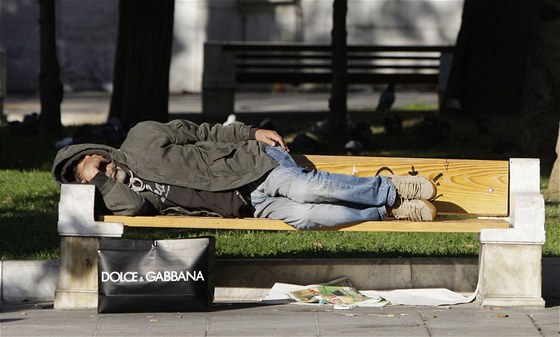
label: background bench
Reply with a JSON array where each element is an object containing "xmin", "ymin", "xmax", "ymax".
[
  {"xmin": 202, "ymin": 41, "xmax": 454, "ymax": 120},
  {"xmin": 54, "ymin": 155, "xmax": 545, "ymax": 309}
]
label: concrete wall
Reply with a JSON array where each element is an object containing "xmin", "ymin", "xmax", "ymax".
[
  {"xmin": 2, "ymin": 258, "xmax": 559, "ymax": 304},
  {"xmin": 0, "ymin": 0, "xmax": 463, "ymax": 94}
]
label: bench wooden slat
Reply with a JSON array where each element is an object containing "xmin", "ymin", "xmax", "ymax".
[
  {"xmin": 237, "ymin": 72, "xmax": 439, "ymax": 84},
  {"xmin": 237, "ymin": 63, "xmax": 439, "ymax": 70},
  {"xmin": 101, "ymin": 215, "xmax": 509, "ymax": 233},
  {"xmin": 294, "ymin": 155, "xmax": 509, "ymax": 217},
  {"xmin": 221, "ymin": 42, "xmax": 455, "ymax": 53},
  {"xmin": 237, "ymin": 54, "xmax": 441, "ymax": 61}
]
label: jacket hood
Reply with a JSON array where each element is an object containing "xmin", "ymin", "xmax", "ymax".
[{"xmin": 52, "ymin": 143, "xmax": 118, "ymax": 184}]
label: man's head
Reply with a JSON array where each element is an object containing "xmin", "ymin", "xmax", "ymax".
[
  {"xmin": 53, "ymin": 144, "xmax": 121, "ymax": 185},
  {"xmin": 60, "ymin": 150, "xmax": 108, "ymax": 183},
  {"xmin": 74, "ymin": 153, "xmax": 126, "ymax": 183}
]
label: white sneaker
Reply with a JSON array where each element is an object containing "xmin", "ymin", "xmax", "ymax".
[
  {"xmin": 388, "ymin": 175, "xmax": 437, "ymax": 200},
  {"xmin": 391, "ymin": 199, "xmax": 437, "ymax": 221}
]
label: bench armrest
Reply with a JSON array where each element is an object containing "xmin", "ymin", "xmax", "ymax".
[
  {"xmin": 57, "ymin": 184, "xmax": 124, "ymax": 237},
  {"xmin": 480, "ymin": 158, "xmax": 545, "ymax": 244}
]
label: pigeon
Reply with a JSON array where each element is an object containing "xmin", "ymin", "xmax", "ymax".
[
  {"xmin": 344, "ymin": 140, "xmax": 363, "ymax": 155},
  {"xmin": 376, "ymin": 83, "xmax": 396, "ymax": 113}
]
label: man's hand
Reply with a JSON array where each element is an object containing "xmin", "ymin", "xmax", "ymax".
[
  {"xmin": 255, "ymin": 129, "xmax": 289, "ymax": 151},
  {"xmin": 78, "ymin": 154, "xmax": 110, "ymax": 183}
]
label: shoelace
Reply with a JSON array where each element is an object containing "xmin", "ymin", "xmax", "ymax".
[
  {"xmin": 393, "ymin": 199, "xmax": 423, "ymax": 221},
  {"xmin": 394, "ymin": 181, "xmax": 421, "ymax": 200}
]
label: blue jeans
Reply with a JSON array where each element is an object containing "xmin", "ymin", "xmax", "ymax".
[{"xmin": 250, "ymin": 146, "xmax": 397, "ymax": 229}]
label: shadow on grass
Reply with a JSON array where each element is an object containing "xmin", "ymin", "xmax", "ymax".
[
  {"xmin": 123, "ymin": 227, "xmax": 481, "ymax": 259},
  {"xmin": 0, "ymin": 195, "xmax": 60, "ymax": 260}
]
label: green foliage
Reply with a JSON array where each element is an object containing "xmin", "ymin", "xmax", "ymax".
[{"xmin": 0, "ymin": 170, "xmax": 60, "ymax": 259}]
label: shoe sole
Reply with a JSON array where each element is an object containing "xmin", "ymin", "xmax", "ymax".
[
  {"xmin": 390, "ymin": 199, "xmax": 438, "ymax": 221},
  {"xmin": 420, "ymin": 199, "xmax": 437, "ymax": 221}
]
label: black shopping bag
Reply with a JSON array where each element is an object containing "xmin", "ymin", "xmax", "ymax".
[{"xmin": 97, "ymin": 237, "xmax": 215, "ymax": 313}]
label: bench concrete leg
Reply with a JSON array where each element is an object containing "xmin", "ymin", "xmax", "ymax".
[
  {"xmin": 478, "ymin": 243, "xmax": 545, "ymax": 307},
  {"xmin": 54, "ymin": 237, "xmax": 98, "ymax": 309}
]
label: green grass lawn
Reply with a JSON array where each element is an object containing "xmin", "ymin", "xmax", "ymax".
[{"xmin": 1, "ymin": 107, "xmax": 558, "ymax": 260}]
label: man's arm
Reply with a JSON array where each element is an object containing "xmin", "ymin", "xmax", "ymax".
[
  {"xmin": 126, "ymin": 119, "xmax": 288, "ymax": 150},
  {"xmin": 90, "ymin": 173, "xmax": 159, "ymax": 216},
  {"xmin": 79, "ymin": 155, "xmax": 159, "ymax": 216},
  {"xmin": 170, "ymin": 119, "xmax": 256, "ymax": 144},
  {"xmin": 169, "ymin": 120, "xmax": 288, "ymax": 149}
]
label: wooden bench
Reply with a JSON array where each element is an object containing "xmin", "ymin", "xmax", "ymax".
[
  {"xmin": 54, "ymin": 155, "xmax": 546, "ymax": 309},
  {"xmin": 202, "ymin": 42, "xmax": 454, "ymax": 120}
]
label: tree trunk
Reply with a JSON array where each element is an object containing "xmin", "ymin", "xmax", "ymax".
[
  {"xmin": 518, "ymin": 0, "xmax": 560, "ymax": 171},
  {"xmin": 328, "ymin": 0, "xmax": 347, "ymax": 134},
  {"xmin": 445, "ymin": 0, "xmax": 559, "ymax": 169},
  {"xmin": 109, "ymin": 0, "xmax": 174, "ymax": 129},
  {"xmin": 444, "ymin": 0, "xmax": 534, "ymax": 119},
  {"xmin": 550, "ymin": 123, "xmax": 560, "ymax": 195},
  {"xmin": 38, "ymin": 0, "xmax": 63, "ymax": 133}
]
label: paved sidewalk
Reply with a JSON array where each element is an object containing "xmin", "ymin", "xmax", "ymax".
[
  {"xmin": 1, "ymin": 300, "xmax": 559, "ymax": 337},
  {"xmin": 3, "ymin": 90, "xmax": 438, "ymax": 125}
]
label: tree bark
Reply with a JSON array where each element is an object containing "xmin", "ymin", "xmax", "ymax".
[
  {"xmin": 444, "ymin": 0, "xmax": 534, "ymax": 118},
  {"xmin": 445, "ymin": 0, "xmax": 559, "ymax": 170},
  {"xmin": 328, "ymin": 0, "xmax": 348, "ymax": 134},
  {"xmin": 109, "ymin": 0, "xmax": 174, "ymax": 129},
  {"xmin": 518, "ymin": 0, "xmax": 560, "ymax": 170},
  {"xmin": 550, "ymin": 123, "xmax": 560, "ymax": 195},
  {"xmin": 38, "ymin": 0, "xmax": 63, "ymax": 133}
]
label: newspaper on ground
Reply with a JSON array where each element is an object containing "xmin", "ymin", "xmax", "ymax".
[
  {"xmin": 263, "ymin": 277, "xmax": 386, "ymax": 308},
  {"xmin": 263, "ymin": 277, "xmax": 476, "ymax": 308},
  {"xmin": 362, "ymin": 288, "xmax": 476, "ymax": 306}
]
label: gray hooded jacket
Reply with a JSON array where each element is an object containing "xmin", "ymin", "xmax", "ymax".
[{"xmin": 52, "ymin": 119, "xmax": 278, "ymax": 215}]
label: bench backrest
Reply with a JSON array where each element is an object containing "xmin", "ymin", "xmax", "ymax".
[
  {"xmin": 211, "ymin": 42, "xmax": 454, "ymax": 85},
  {"xmin": 294, "ymin": 155, "xmax": 509, "ymax": 217}
]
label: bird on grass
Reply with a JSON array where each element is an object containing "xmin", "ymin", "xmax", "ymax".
[{"xmin": 376, "ymin": 83, "xmax": 396, "ymax": 113}]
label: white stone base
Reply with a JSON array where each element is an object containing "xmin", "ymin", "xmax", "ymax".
[
  {"xmin": 54, "ymin": 289, "xmax": 98, "ymax": 309},
  {"xmin": 479, "ymin": 243, "xmax": 545, "ymax": 307},
  {"xmin": 54, "ymin": 237, "xmax": 98, "ymax": 309}
]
